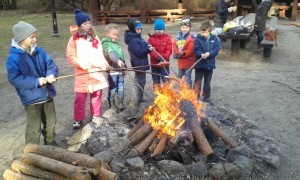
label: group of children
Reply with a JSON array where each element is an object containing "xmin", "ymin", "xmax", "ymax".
[{"xmin": 6, "ymin": 9, "xmax": 220, "ymax": 146}]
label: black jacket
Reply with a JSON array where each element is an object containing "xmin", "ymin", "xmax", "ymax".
[
  {"xmin": 213, "ymin": 0, "xmax": 231, "ymax": 28},
  {"xmin": 254, "ymin": 1, "xmax": 271, "ymax": 31}
]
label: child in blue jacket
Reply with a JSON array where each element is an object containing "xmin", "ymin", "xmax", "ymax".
[
  {"xmin": 194, "ymin": 21, "xmax": 220, "ymax": 103},
  {"xmin": 6, "ymin": 21, "xmax": 59, "ymax": 146},
  {"xmin": 124, "ymin": 18, "xmax": 154, "ymax": 108}
]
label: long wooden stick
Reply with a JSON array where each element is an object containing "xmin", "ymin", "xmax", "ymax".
[{"xmin": 153, "ymin": 50, "xmax": 178, "ymax": 77}]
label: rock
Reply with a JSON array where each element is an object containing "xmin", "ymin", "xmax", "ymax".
[
  {"xmin": 151, "ymin": 175, "xmax": 167, "ymax": 180},
  {"xmin": 102, "ymin": 109, "xmax": 117, "ymax": 119},
  {"xmin": 157, "ymin": 160, "xmax": 187, "ymax": 173},
  {"xmin": 249, "ymin": 137, "xmax": 266, "ymax": 151},
  {"xmin": 227, "ymin": 145, "xmax": 252, "ymax": 162},
  {"xmin": 109, "ymin": 136, "xmax": 130, "ymax": 153},
  {"xmin": 263, "ymin": 143, "xmax": 280, "ymax": 155},
  {"xmin": 245, "ymin": 129, "xmax": 265, "ymax": 138},
  {"xmin": 223, "ymin": 163, "xmax": 242, "ymax": 179},
  {"xmin": 93, "ymin": 151, "xmax": 113, "ymax": 164},
  {"xmin": 190, "ymin": 161, "xmax": 208, "ymax": 178},
  {"xmin": 110, "ymin": 156, "xmax": 126, "ymax": 173},
  {"xmin": 92, "ymin": 117, "xmax": 106, "ymax": 127},
  {"xmin": 67, "ymin": 123, "xmax": 94, "ymax": 152},
  {"xmin": 233, "ymin": 156, "xmax": 253, "ymax": 176},
  {"xmin": 126, "ymin": 157, "xmax": 144, "ymax": 169},
  {"xmin": 255, "ymin": 153, "xmax": 280, "ymax": 169},
  {"xmin": 208, "ymin": 163, "xmax": 226, "ymax": 180}
]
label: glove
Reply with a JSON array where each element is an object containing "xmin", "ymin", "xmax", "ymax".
[
  {"xmin": 173, "ymin": 54, "xmax": 180, "ymax": 59},
  {"xmin": 38, "ymin": 77, "xmax": 47, "ymax": 86},
  {"xmin": 228, "ymin": 7, "xmax": 232, "ymax": 12},
  {"xmin": 158, "ymin": 57, "xmax": 163, "ymax": 62},
  {"xmin": 148, "ymin": 45, "xmax": 155, "ymax": 51},
  {"xmin": 46, "ymin": 75, "xmax": 56, "ymax": 83},
  {"xmin": 117, "ymin": 59, "xmax": 125, "ymax": 68}
]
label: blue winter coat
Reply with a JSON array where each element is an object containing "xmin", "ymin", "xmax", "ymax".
[
  {"xmin": 124, "ymin": 30, "xmax": 150, "ymax": 71},
  {"xmin": 6, "ymin": 41, "xmax": 58, "ymax": 106},
  {"xmin": 194, "ymin": 34, "xmax": 220, "ymax": 70}
]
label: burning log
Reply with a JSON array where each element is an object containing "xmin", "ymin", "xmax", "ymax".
[
  {"xmin": 11, "ymin": 160, "xmax": 67, "ymax": 180},
  {"xmin": 135, "ymin": 130, "xmax": 158, "ymax": 154},
  {"xmin": 179, "ymin": 100, "xmax": 213, "ymax": 156},
  {"xmin": 22, "ymin": 153, "xmax": 91, "ymax": 180},
  {"xmin": 23, "ymin": 144, "xmax": 101, "ymax": 175},
  {"xmin": 152, "ymin": 134, "xmax": 168, "ymax": 156},
  {"xmin": 128, "ymin": 119, "xmax": 144, "ymax": 137},
  {"xmin": 3, "ymin": 169, "xmax": 40, "ymax": 180},
  {"xmin": 148, "ymin": 138, "xmax": 159, "ymax": 153},
  {"xmin": 206, "ymin": 118, "xmax": 238, "ymax": 148},
  {"xmin": 129, "ymin": 123, "xmax": 152, "ymax": 145}
]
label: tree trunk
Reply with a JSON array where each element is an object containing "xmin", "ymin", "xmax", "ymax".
[
  {"xmin": 11, "ymin": 160, "xmax": 67, "ymax": 180},
  {"xmin": 22, "ymin": 153, "xmax": 91, "ymax": 180},
  {"xmin": 291, "ymin": 0, "xmax": 299, "ymax": 21}
]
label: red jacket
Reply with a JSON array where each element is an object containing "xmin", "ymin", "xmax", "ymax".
[
  {"xmin": 148, "ymin": 33, "xmax": 172, "ymax": 68},
  {"xmin": 173, "ymin": 33, "xmax": 195, "ymax": 69}
]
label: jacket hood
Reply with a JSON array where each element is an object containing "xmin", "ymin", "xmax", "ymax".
[
  {"xmin": 101, "ymin": 36, "xmax": 113, "ymax": 44},
  {"xmin": 10, "ymin": 38, "xmax": 36, "ymax": 54},
  {"xmin": 124, "ymin": 30, "xmax": 141, "ymax": 45},
  {"xmin": 127, "ymin": 18, "xmax": 138, "ymax": 33}
]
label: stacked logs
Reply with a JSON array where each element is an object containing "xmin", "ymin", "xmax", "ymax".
[
  {"xmin": 128, "ymin": 100, "xmax": 238, "ymax": 157},
  {"xmin": 3, "ymin": 144, "xmax": 116, "ymax": 180}
]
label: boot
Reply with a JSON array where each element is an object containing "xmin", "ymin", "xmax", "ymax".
[
  {"xmin": 117, "ymin": 96, "xmax": 125, "ymax": 112},
  {"xmin": 108, "ymin": 98, "xmax": 120, "ymax": 113}
]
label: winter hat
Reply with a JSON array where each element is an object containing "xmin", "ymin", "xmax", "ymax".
[
  {"xmin": 154, "ymin": 19, "xmax": 165, "ymax": 30},
  {"xmin": 127, "ymin": 18, "xmax": 142, "ymax": 33},
  {"xmin": 135, "ymin": 21, "xmax": 143, "ymax": 29},
  {"xmin": 74, "ymin": 9, "xmax": 91, "ymax": 26},
  {"xmin": 13, "ymin": 21, "xmax": 37, "ymax": 43},
  {"xmin": 181, "ymin": 17, "xmax": 191, "ymax": 27}
]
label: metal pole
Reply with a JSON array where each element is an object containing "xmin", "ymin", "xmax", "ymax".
[{"xmin": 51, "ymin": 0, "xmax": 60, "ymax": 37}]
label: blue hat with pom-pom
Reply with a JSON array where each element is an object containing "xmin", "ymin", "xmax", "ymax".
[
  {"xmin": 74, "ymin": 9, "xmax": 90, "ymax": 26},
  {"xmin": 154, "ymin": 19, "xmax": 165, "ymax": 30}
]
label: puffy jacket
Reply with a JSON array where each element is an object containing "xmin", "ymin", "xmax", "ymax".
[
  {"xmin": 148, "ymin": 33, "xmax": 172, "ymax": 68},
  {"xmin": 254, "ymin": 1, "xmax": 271, "ymax": 31},
  {"xmin": 6, "ymin": 40, "xmax": 58, "ymax": 106},
  {"xmin": 194, "ymin": 34, "xmax": 220, "ymax": 70},
  {"xmin": 124, "ymin": 30, "xmax": 150, "ymax": 71},
  {"xmin": 101, "ymin": 37, "xmax": 125, "ymax": 68},
  {"xmin": 214, "ymin": 0, "xmax": 231, "ymax": 28},
  {"xmin": 66, "ymin": 26, "xmax": 108, "ymax": 93},
  {"xmin": 173, "ymin": 32, "xmax": 195, "ymax": 69}
]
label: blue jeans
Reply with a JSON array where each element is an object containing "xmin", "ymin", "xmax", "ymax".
[
  {"xmin": 194, "ymin": 69, "xmax": 213, "ymax": 100},
  {"xmin": 178, "ymin": 68, "xmax": 193, "ymax": 88},
  {"xmin": 256, "ymin": 31, "xmax": 264, "ymax": 46},
  {"xmin": 151, "ymin": 66, "xmax": 170, "ymax": 85},
  {"xmin": 108, "ymin": 74, "xmax": 124, "ymax": 100}
]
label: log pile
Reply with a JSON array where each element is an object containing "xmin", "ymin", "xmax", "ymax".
[
  {"xmin": 128, "ymin": 100, "xmax": 238, "ymax": 157},
  {"xmin": 3, "ymin": 144, "xmax": 117, "ymax": 180}
]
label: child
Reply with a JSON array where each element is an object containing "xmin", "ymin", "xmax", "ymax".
[
  {"xmin": 124, "ymin": 18, "xmax": 154, "ymax": 108},
  {"xmin": 173, "ymin": 17, "xmax": 195, "ymax": 88},
  {"xmin": 6, "ymin": 21, "xmax": 59, "ymax": 146},
  {"xmin": 66, "ymin": 9, "xmax": 109, "ymax": 129},
  {"xmin": 148, "ymin": 19, "xmax": 172, "ymax": 87},
  {"xmin": 213, "ymin": 0, "xmax": 236, "ymax": 36},
  {"xmin": 194, "ymin": 21, "xmax": 220, "ymax": 103},
  {"xmin": 101, "ymin": 23, "xmax": 126, "ymax": 112}
]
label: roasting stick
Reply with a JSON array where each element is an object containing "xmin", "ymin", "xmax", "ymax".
[{"xmin": 153, "ymin": 49, "xmax": 178, "ymax": 77}]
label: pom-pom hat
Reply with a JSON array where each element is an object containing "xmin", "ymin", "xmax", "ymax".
[{"xmin": 74, "ymin": 9, "xmax": 91, "ymax": 26}]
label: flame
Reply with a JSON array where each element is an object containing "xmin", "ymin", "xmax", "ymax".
[{"xmin": 143, "ymin": 80, "xmax": 205, "ymax": 138}]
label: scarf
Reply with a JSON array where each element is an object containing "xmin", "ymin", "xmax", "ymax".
[{"xmin": 73, "ymin": 30, "xmax": 99, "ymax": 49}]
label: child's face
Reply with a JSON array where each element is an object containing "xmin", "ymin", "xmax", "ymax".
[
  {"xmin": 181, "ymin": 25, "xmax": 190, "ymax": 35},
  {"xmin": 20, "ymin": 32, "xmax": 37, "ymax": 49},
  {"xmin": 136, "ymin": 28, "xmax": 142, "ymax": 34},
  {"xmin": 106, "ymin": 29, "xmax": 119, "ymax": 42},
  {"xmin": 155, "ymin": 30, "xmax": 165, "ymax": 35},
  {"xmin": 200, "ymin": 29, "xmax": 211, "ymax": 39},
  {"xmin": 80, "ymin": 21, "xmax": 92, "ymax": 32}
]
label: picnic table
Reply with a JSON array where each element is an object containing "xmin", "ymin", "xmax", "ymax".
[
  {"xmin": 260, "ymin": 16, "xmax": 278, "ymax": 58},
  {"xmin": 96, "ymin": 10, "xmax": 140, "ymax": 25},
  {"xmin": 218, "ymin": 13, "xmax": 256, "ymax": 57},
  {"xmin": 145, "ymin": 9, "xmax": 186, "ymax": 23}
]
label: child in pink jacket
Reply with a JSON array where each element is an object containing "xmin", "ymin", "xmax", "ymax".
[{"xmin": 66, "ymin": 9, "xmax": 109, "ymax": 129}]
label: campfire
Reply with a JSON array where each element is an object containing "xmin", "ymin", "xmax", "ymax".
[{"xmin": 127, "ymin": 81, "xmax": 238, "ymax": 158}]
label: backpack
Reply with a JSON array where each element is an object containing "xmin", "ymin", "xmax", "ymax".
[
  {"xmin": 225, "ymin": 26, "xmax": 249, "ymax": 35},
  {"xmin": 264, "ymin": 28, "xmax": 277, "ymax": 46}
]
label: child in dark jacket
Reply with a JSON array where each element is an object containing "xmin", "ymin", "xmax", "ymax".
[
  {"xmin": 102, "ymin": 23, "xmax": 126, "ymax": 112},
  {"xmin": 213, "ymin": 0, "xmax": 236, "ymax": 36},
  {"xmin": 124, "ymin": 18, "xmax": 154, "ymax": 108},
  {"xmin": 194, "ymin": 21, "xmax": 220, "ymax": 103},
  {"xmin": 148, "ymin": 19, "xmax": 172, "ymax": 87},
  {"xmin": 6, "ymin": 21, "xmax": 59, "ymax": 146}
]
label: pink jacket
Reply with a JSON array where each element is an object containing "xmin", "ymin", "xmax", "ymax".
[{"xmin": 66, "ymin": 26, "xmax": 108, "ymax": 93}]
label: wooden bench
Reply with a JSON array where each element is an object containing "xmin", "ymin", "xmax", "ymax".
[
  {"xmin": 217, "ymin": 13, "xmax": 256, "ymax": 57},
  {"xmin": 96, "ymin": 10, "xmax": 140, "ymax": 24},
  {"xmin": 190, "ymin": 8, "xmax": 214, "ymax": 19},
  {"xmin": 260, "ymin": 16, "xmax": 278, "ymax": 58},
  {"xmin": 145, "ymin": 9, "xmax": 186, "ymax": 23},
  {"xmin": 274, "ymin": 6, "xmax": 291, "ymax": 19}
]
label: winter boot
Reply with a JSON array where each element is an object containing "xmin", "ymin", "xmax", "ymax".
[
  {"xmin": 117, "ymin": 96, "xmax": 126, "ymax": 112},
  {"xmin": 108, "ymin": 98, "xmax": 120, "ymax": 113}
]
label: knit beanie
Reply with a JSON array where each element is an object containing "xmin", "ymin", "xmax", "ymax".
[
  {"xmin": 181, "ymin": 17, "xmax": 191, "ymax": 27},
  {"xmin": 135, "ymin": 21, "xmax": 143, "ymax": 29},
  {"xmin": 74, "ymin": 9, "xmax": 91, "ymax": 26},
  {"xmin": 13, "ymin": 21, "xmax": 37, "ymax": 43},
  {"xmin": 154, "ymin": 19, "xmax": 165, "ymax": 30}
]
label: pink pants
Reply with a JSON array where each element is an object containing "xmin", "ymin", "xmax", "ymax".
[{"xmin": 74, "ymin": 90, "xmax": 102, "ymax": 121}]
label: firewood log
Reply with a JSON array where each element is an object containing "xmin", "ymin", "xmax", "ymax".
[
  {"xmin": 23, "ymin": 144, "xmax": 100, "ymax": 175},
  {"xmin": 206, "ymin": 118, "xmax": 238, "ymax": 148},
  {"xmin": 128, "ymin": 119, "xmax": 144, "ymax": 137},
  {"xmin": 148, "ymin": 138, "xmax": 159, "ymax": 153},
  {"xmin": 152, "ymin": 134, "xmax": 168, "ymax": 156},
  {"xmin": 22, "ymin": 153, "xmax": 91, "ymax": 180},
  {"xmin": 11, "ymin": 160, "xmax": 67, "ymax": 180},
  {"xmin": 179, "ymin": 100, "xmax": 213, "ymax": 156},
  {"xmin": 135, "ymin": 130, "xmax": 158, "ymax": 154},
  {"xmin": 97, "ymin": 166, "xmax": 117, "ymax": 180},
  {"xmin": 129, "ymin": 123, "xmax": 152, "ymax": 145},
  {"xmin": 3, "ymin": 169, "xmax": 40, "ymax": 180}
]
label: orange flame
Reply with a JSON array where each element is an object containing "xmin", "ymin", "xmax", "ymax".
[{"xmin": 143, "ymin": 80, "xmax": 205, "ymax": 138}]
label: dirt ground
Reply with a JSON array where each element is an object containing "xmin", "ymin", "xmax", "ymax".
[{"xmin": 0, "ymin": 17, "xmax": 299, "ymax": 179}]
